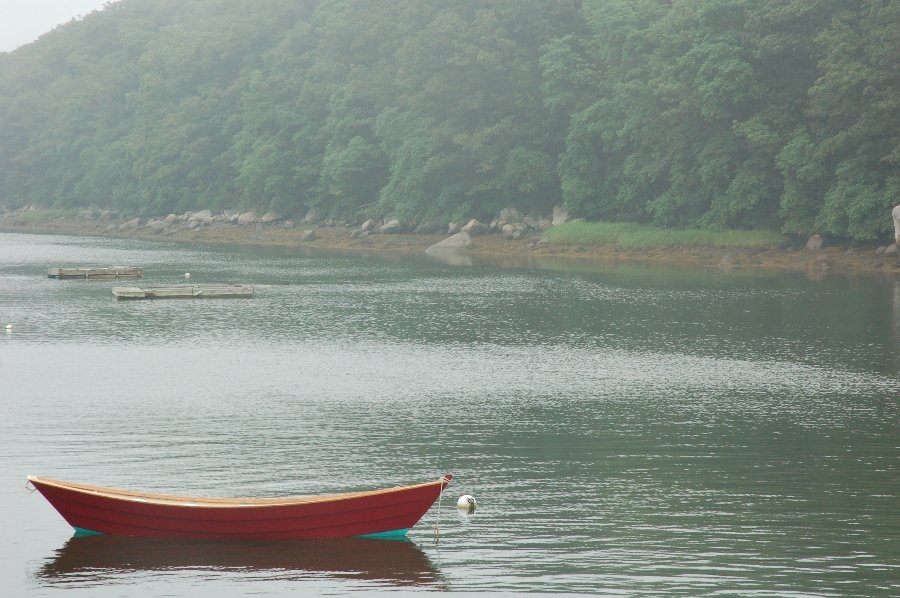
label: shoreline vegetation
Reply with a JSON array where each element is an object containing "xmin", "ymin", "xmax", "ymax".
[
  {"xmin": 1, "ymin": 208, "xmax": 898, "ymax": 278},
  {"xmin": 2, "ymin": 2, "xmax": 897, "ymax": 264}
]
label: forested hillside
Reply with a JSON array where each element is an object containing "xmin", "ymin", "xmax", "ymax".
[{"xmin": 0, "ymin": 0, "xmax": 896, "ymax": 241}]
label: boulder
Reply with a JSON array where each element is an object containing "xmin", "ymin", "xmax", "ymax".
[
  {"xmin": 360, "ymin": 218, "xmax": 378, "ymax": 232},
  {"xmin": 300, "ymin": 229, "xmax": 318, "ymax": 242},
  {"xmin": 523, "ymin": 215, "xmax": 541, "ymax": 230},
  {"xmin": 425, "ymin": 231, "xmax": 473, "ymax": 255},
  {"xmin": 260, "ymin": 212, "xmax": 280, "ymax": 224},
  {"xmin": 885, "ymin": 243, "xmax": 898, "ymax": 256},
  {"xmin": 304, "ymin": 207, "xmax": 322, "ymax": 224},
  {"xmin": 193, "ymin": 209, "xmax": 213, "ymax": 220},
  {"xmin": 447, "ymin": 222, "xmax": 461, "ymax": 234},
  {"xmin": 163, "ymin": 213, "xmax": 178, "ymax": 226},
  {"xmin": 893, "ymin": 205, "xmax": 900, "ymax": 244},
  {"xmin": 237, "ymin": 212, "xmax": 257, "ymax": 226},
  {"xmin": 501, "ymin": 223, "xmax": 527, "ymax": 240},
  {"xmin": 461, "ymin": 218, "xmax": 487, "ymax": 236},
  {"xmin": 146, "ymin": 219, "xmax": 166, "ymax": 234},
  {"xmin": 806, "ymin": 234, "xmax": 824, "ymax": 250},
  {"xmin": 552, "ymin": 205, "xmax": 570, "ymax": 226},
  {"xmin": 119, "ymin": 217, "xmax": 140, "ymax": 230},
  {"xmin": 379, "ymin": 219, "xmax": 403, "ymax": 234}
]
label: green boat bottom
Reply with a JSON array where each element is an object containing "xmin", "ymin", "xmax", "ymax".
[{"xmin": 72, "ymin": 526, "xmax": 411, "ymax": 540}]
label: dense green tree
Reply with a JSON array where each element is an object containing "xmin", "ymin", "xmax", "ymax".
[
  {"xmin": 795, "ymin": 0, "xmax": 899, "ymax": 240},
  {"xmin": 372, "ymin": 1, "xmax": 580, "ymax": 222},
  {"xmin": 0, "ymin": 0, "xmax": 896, "ymax": 241}
]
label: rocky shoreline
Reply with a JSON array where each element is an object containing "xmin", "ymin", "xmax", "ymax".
[{"xmin": 1, "ymin": 207, "xmax": 898, "ymax": 278}]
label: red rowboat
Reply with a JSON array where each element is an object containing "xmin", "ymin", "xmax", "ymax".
[{"xmin": 28, "ymin": 473, "xmax": 452, "ymax": 539}]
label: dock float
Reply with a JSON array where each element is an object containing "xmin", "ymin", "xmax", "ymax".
[
  {"xmin": 112, "ymin": 285, "xmax": 255, "ymax": 300},
  {"xmin": 49, "ymin": 267, "xmax": 144, "ymax": 279}
]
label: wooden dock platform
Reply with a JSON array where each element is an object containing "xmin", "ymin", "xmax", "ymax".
[
  {"xmin": 49, "ymin": 267, "xmax": 143, "ymax": 279},
  {"xmin": 112, "ymin": 285, "xmax": 255, "ymax": 300}
]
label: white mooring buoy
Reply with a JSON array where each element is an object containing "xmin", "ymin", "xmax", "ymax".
[
  {"xmin": 184, "ymin": 272, "xmax": 191, "ymax": 279},
  {"xmin": 457, "ymin": 494, "xmax": 477, "ymax": 513},
  {"xmin": 5, "ymin": 323, "xmax": 12, "ymax": 331}
]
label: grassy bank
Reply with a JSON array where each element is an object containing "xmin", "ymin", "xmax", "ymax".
[
  {"xmin": 12, "ymin": 208, "xmax": 79, "ymax": 225},
  {"xmin": 543, "ymin": 221, "xmax": 786, "ymax": 249}
]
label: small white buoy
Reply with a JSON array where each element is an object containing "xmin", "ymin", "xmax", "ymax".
[
  {"xmin": 5, "ymin": 323, "xmax": 11, "ymax": 331},
  {"xmin": 457, "ymin": 494, "xmax": 477, "ymax": 513},
  {"xmin": 184, "ymin": 272, "xmax": 191, "ymax": 279}
]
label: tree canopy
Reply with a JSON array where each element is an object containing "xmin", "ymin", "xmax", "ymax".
[{"xmin": 0, "ymin": 0, "xmax": 896, "ymax": 241}]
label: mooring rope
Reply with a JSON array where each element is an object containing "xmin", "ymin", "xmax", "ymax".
[{"xmin": 432, "ymin": 474, "xmax": 447, "ymax": 543}]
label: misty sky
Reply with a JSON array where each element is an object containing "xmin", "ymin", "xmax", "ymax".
[{"xmin": 0, "ymin": 0, "xmax": 118, "ymax": 52}]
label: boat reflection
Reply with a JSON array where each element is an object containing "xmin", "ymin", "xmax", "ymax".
[{"xmin": 37, "ymin": 533, "xmax": 444, "ymax": 587}]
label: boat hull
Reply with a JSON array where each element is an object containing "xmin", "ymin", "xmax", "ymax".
[{"xmin": 28, "ymin": 474, "xmax": 451, "ymax": 539}]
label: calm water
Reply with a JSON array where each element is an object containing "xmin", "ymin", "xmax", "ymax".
[{"xmin": 1, "ymin": 232, "xmax": 897, "ymax": 596}]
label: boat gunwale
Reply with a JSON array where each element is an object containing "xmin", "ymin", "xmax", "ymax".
[{"xmin": 28, "ymin": 475, "xmax": 450, "ymax": 509}]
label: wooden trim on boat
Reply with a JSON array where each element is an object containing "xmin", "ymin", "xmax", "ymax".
[{"xmin": 27, "ymin": 475, "xmax": 449, "ymax": 508}]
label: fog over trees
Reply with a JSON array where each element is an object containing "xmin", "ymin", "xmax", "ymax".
[{"xmin": 0, "ymin": 0, "xmax": 896, "ymax": 241}]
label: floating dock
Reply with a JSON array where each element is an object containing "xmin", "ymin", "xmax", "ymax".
[
  {"xmin": 112, "ymin": 285, "xmax": 255, "ymax": 300},
  {"xmin": 49, "ymin": 267, "xmax": 143, "ymax": 279}
]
